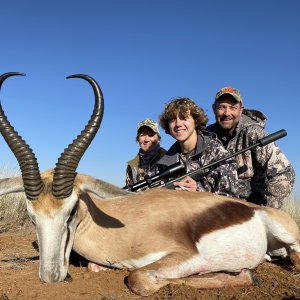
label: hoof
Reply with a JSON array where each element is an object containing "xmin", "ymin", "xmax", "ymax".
[{"xmin": 249, "ymin": 271, "xmax": 262, "ymax": 286}]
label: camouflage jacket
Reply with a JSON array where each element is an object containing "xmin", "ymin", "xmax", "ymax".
[
  {"xmin": 156, "ymin": 132, "xmax": 238, "ymax": 197},
  {"xmin": 207, "ymin": 109, "xmax": 295, "ymax": 208},
  {"xmin": 126, "ymin": 147, "xmax": 166, "ymax": 186}
]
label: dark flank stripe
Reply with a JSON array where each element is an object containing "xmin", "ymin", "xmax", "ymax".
[
  {"xmin": 178, "ymin": 201, "xmax": 256, "ymax": 251},
  {"xmin": 191, "ymin": 201, "xmax": 255, "ymax": 242}
]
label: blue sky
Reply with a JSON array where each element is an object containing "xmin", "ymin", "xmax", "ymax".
[{"xmin": 1, "ymin": 0, "xmax": 299, "ymax": 195}]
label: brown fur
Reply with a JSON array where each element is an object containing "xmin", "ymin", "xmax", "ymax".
[
  {"xmin": 185, "ymin": 200, "xmax": 255, "ymax": 243},
  {"xmin": 31, "ymin": 171, "xmax": 64, "ymax": 215}
]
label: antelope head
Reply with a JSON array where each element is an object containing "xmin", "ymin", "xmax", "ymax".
[{"xmin": 0, "ymin": 72, "xmax": 105, "ymax": 282}]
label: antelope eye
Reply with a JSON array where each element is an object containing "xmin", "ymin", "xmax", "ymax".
[{"xmin": 68, "ymin": 202, "xmax": 78, "ymax": 223}]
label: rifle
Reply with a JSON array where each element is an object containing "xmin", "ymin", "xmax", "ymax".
[
  {"xmin": 124, "ymin": 161, "xmax": 185, "ymax": 192},
  {"xmin": 124, "ymin": 129, "xmax": 287, "ymax": 192}
]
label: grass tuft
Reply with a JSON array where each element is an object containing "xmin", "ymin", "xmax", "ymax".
[
  {"xmin": 0, "ymin": 165, "xmax": 31, "ymax": 232},
  {"xmin": 282, "ymin": 194, "xmax": 300, "ymax": 228},
  {"xmin": 0, "ymin": 192, "xmax": 30, "ymax": 233}
]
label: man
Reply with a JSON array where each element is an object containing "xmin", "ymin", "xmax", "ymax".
[
  {"xmin": 125, "ymin": 118, "xmax": 166, "ymax": 186},
  {"xmin": 157, "ymin": 97, "xmax": 238, "ymax": 197},
  {"xmin": 207, "ymin": 86, "xmax": 295, "ymax": 208}
]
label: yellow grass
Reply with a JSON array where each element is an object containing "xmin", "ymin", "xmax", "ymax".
[
  {"xmin": 282, "ymin": 194, "xmax": 300, "ymax": 228},
  {"xmin": 0, "ymin": 165, "xmax": 30, "ymax": 232},
  {"xmin": 0, "ymin": 193, "xmax": 29, "ymax": 232}
]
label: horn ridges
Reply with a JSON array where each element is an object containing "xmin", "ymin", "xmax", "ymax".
[
  {"xmin": 0, "ymin": 72, "xmax": 44, "ymax": 200},
  {"xmin": 52, "ymin": 74, "xmax": 104, "ymax": 199}
]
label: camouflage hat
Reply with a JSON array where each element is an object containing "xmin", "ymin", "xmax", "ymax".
[
  {"xmin": 137, "ymin": 118, "xmax": 160, "ymax": 136},
  {"xmin": 215, "ymin": 86, "xmax": 243, "ymax": 104}
]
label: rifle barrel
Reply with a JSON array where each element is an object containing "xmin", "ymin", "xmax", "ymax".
[{"xmin": 123, "ymin": 162, "xmax": 184, "ymax": 192}]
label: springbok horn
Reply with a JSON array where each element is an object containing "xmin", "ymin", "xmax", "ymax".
[
  {"xmin": 52, "ymin": 74, "xmax": 104, "ymax": 199},
  {"xmin": 0, "ymin": 72, "xmax": 44, "ymax": 200}
]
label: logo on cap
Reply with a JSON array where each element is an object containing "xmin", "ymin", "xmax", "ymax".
[{"xmin": 215, "ymin": 86, "xmax": 242, "ymax": 103}]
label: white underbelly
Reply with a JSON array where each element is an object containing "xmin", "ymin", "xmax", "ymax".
[{"xmin": 194, "ymin": 214, "xmax": 267, "ymax": 273}]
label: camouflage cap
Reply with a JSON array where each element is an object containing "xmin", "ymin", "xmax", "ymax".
[
  {"xmin": 137, "ymin": 118, "xmax": 160, "ymax": 136},
  {"xmin": 215, "ymin": 86, "xmax": 243, "ymax": 104}
]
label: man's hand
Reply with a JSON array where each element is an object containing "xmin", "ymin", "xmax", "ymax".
[{"xmin": 173, "ymin": 176, "xmax": 197, "ymax": 192}]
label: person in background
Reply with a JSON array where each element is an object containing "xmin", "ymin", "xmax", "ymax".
[
  {"xmin": 206, "ymin": 86, "xmax": 295, "ymax": 208},
  {"xmin": 125, "ymin": 118, "xmax": 166, "ymax": 187},
  {"xmin": 157, "ymin": 97, "xmax": 238, "ymax": 197}
]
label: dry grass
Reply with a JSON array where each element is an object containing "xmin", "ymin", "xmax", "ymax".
[
  {"xmin": 282, "ymin": 194, "xmax": 300, "ymax": 228},
  {"xmin": 0, "ymin": 192, "xmax": 30, "ymax": 233},
  {"xmin": 0, "ymin": 165, "xmax": 30, "ymax": 232}
]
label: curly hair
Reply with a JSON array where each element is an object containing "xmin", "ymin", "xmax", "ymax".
[{"xmin": 159, "ymin": 97, "xmax": 208, "ymax": 134}]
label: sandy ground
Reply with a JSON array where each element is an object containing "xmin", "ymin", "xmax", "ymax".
[{"xmin": 0, "ymin": 225, "xmax": 299, "ymax": 300}]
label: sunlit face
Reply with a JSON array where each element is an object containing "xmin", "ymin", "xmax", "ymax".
[
  {"xmin": 213, "ymin": 96, "xmax": 244, "ymax": 133},
  {"xmin": 168, "ymin": 111, "xmax": 197, "ymax": 143},
  {"xmin": 138, "ymin": 127, "xmax": 160, "ymax": 153}
]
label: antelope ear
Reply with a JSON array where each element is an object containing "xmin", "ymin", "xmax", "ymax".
[
  {"xmin": 75, "ymin": 174, "xmax": 131, "ymax": 200},
  {"xmin": 0, "ymin": 176, "xmax": 25, "ymax": 196}
]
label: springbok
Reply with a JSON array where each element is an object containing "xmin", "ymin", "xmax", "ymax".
[{"xmin": 0, "ymin": 72, "xmax": 299, "ymax": 296}]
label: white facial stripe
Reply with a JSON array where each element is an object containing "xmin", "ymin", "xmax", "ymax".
[{"xmin": 26, "ymin": 190, "xmax": 79, "ymax": 282}]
